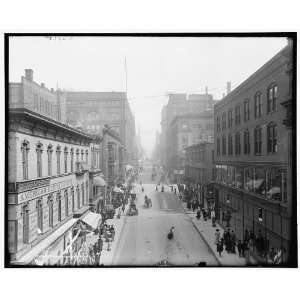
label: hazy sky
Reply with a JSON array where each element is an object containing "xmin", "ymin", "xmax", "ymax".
[{"xmin": 9, "ymin": 36, "xmax": 287, "ymax": 156}]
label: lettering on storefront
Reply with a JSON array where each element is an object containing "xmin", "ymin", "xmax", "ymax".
[{"xmin": 18, "ymin": 179, "xmax": 73, "ymax": 204}]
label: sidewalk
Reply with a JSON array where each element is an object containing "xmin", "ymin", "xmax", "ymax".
[
  {"xmin": 99, "ymin": 203, "xmax": 130, "ymax": 266},
  {"xmin": 182, "ymin": 202, "xmax": 256, "ymax": 266}
]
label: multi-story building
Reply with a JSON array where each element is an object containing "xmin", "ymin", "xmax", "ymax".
[
  {"xmin": 167, "ymin": 112, "xmax": 214, "ymax": 181},
  {"xmin": 7, "ymin": 70, "xmax": 102, "ymax": 265},
  {"xmin": 213, "ymin": 42, "xmax": 294, "ymax": 264},
  {"xmin": 184, "ymin": 142, "xmax": 214, "ymax": 206},
  {"xmin": 66, "ymin": 91, "xmax": 136, "ymax": 166},
  {"xmin": 160, "ymin": 92, "xmax": 217, "ymax": 168}
]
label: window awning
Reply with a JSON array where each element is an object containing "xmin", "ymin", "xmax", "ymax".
[
  {"xmin": 93, "ymin": 176, "xmax": 106, "ymax": 186},
  {"xmin": 80, "ymin": 212, "xmax": 102, "ymax": 230}
]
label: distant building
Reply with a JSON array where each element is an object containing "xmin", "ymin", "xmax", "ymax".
[
  {"xmin": 160, "ymin": 92, "xmax": 217, "ymax": 167},
  {"xmin": 167, "ymin": 111, "xmax": 214, "ymax": 181},
  {"xmin": 65, "ymin": 91, "xmax": 137, "ymax": 166},
  {"xmin": 213, "ymin": 43, "xmax": 294, "ymax": 264}
]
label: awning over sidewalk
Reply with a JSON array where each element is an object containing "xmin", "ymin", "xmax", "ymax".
[
  {"xmin": 94, "ymin": 176, "xmax": 106, "ymax": 186},
  {"xmin": 80, "ymin": 212, "xmax": 102, "ymax": 230}
]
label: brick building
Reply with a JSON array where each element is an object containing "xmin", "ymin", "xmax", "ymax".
[
  {"xmin": 184, "ymin": 142, "xmax": 214, "ymax": 206},
  {"xmin": 66, "ymin": 91, "xmax": 137, "ymax": 166},
  {"xmin": 213, "ymin": 42, "xmax": 294, "ymax": 263}
]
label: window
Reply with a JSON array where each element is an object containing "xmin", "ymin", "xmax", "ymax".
[
  {"xmin": 222, "ymin": 112, "xmax": 226, "ymax": 130},
  {"xmin": 235, "ymin": 105, "xmax": 241, "ymax": 125},
  {"xmin": 217, "ymin": 138, "xmax": 220, "ymax": 156},
  {"xmin": 76, "ymin": 149, "xmax": 79, "ymax": 162},
  {"xmin": 71, "ymin": 188, "xmax": 75, "ymax": 212},
  {"xmin": 48, "ymin": 195, "xmax": 53, "ymax": 228},
  {"xmin": 254, "ymin": 92, "xmax": 262, "ymax": 118},
  {"xmin": 77, "ymin": 186, "xmax": 80, "ymax": 209},
  {"xmin": 56, "ymin": 145, "xmax": 61, "ymax": 175},
  {"xmin": 86, "ymin": 150, "xmax": 89, "ymax": 163},
  {"xmin": 235, "ymin": 132, "xmax": 241, "ymax": 155},
  {"xmin": 81, "ymin": 150, "xmax": 84, "ymax": 161},
  {"xmin": 216, "ymin": 116, "xmax": 221, "ymax": 132},
  {"xmin": 222, "ymin": 135, "xmax": 226, "ymax": 155},
  {"xmin": 245, "ymin": 168, "xmax": 254, "ymax": 192},
  {"xmin": 37, "ymin": 199, "xmax": 43, "ymax": 232},
  {"xmin": 254, "ymin": 168, "xmax": 266, "ymax": 197},
  {"xmin": 70, "ymin": 148, "xmax": 74, "ymax": 172},
  {"xmin": 228, "ymin": 134, "xmax": 233, "ymax": 155},
  {"xmin": 244, "ymin": 99, "xmax": 250, "ymax": 121},
  {"xmin": 47, "ymin": 144, "xmax": 53, "ymax": 176},
  {"xmin": 235, "ymin": 167, "xmax": 244, "ymax": 189},
  {"xmin": 57, "ymin": 192, "xmax": 62, "ymax": 222},
  {"xmin": 266, "ymin": 168, "xmax": 282, "ymax": 201},
  {"xmin": 21, "ymin": 140, "xmax": 30, "ymax": 180},
  {"xmin": 82, "ymin": 183, "xmax": 85, "ymax": 206},
  {"xmin": 228, "ymin": 109, "xmax": 233, "ymax": 128},
  {"xmin": 267, "ymin": 84, "xmax": 278, "ymax": 113},
  {"xmin": 267, "ymin": 123, "xmax": 277, "ymax": 153},
  {"xmin": 64, "ymin": 190, "xmax": 69, "ymax": 217},
  {"xmin": 254, "ymin": 126, "xmax": 262, "ymax": 155},
  {"xmin": 36, "ymin": 142, "xmax": 43, "ymax": 178},
  {"xmin": 64, "ymin": 147, "xmax": 68, "ymax": 173},
  {"xmin": 244, "ymin": 130, "xmax": 250, "ymax": 154},
  {"xmin": 22, "ymin": 204, "xmax": 29, "ymax": 244},
  {"xmin": 34, "ymin": 94, "xmax": 39, "ymax": 110}
]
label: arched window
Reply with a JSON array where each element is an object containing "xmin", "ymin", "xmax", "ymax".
[
  {"xmin": 36, "ymin": 198, "xmax": 43, "ymax": 232},
  {"xmin": 76, "ymin": 149, "xmax": 79, "ymax": 162},
  {"xmin": 86, "ymin": 150, "xmax": 89, "ymax": 163},
  {"xmin": 216, "ymin": 138, "xmax": 220, "ymax": 156},
  {"xmin": 81, "ymin": 183, "xmax": 85, "ymax": 206},
  {"xmin": 244, "ymin": 130, "xmax": 250, "ymax": 155},
  {"xmin": 77, "ymin": 185, "xmax": 80, "ymax": 209},
  {"xmin": 56, "ymin": 145, "xmax": 61, "ymax": 175},
  {"xmin": 36, "ymin": 142, "xmax": 43, "ymax": 178},
  {"xmin": 254, "ymin": 92, "xmax": 262, "ymax": 118},
  {"xmin": 235, "ymin": 132, "xmax": 241, "ymax": 155},
  {"xmin": 48, "ymin": 194, "xmax": 53, "ymax": 228},
  {"xmin": 267, "ymin": 84, "xmax": 278, "ymax": 113},
  {"xmin": 64, "ymin": 147, "xmax": 68, "ymax": 173},
  {"xmin": 235, "ymin": 105, "xmax": 241, "ymax": 125},
  {"xmin": 243, "ymin": 99, "xmax": 250, "ymax": 121},
  {"xmin": 228, "ymin": 109, "xmax": 233, "ymax": 128},
  {"xmin": 70, "ymin": 148, "xmax": 74, "ymax": 172},
  {"xmin": 64, "ymin": 190, "xmax": 69, "ymax": 217},
  {"xmin": 71, "ymin": 187, "xmax": 75, "ymax": 213},
  {"xmin": 21, "ymin": 140, "xmax": 30, "ymax": 180},
  {"xmin": 221, "ymin": 112, "xmax": 226, "ymax": 130},
  {"xmin": 254, "ymin": 126, "xmax": 262, "ymax": 155},
  {"xmin": 267, "ymin": 123, "xmax": 277, "ymax": 153},
  {"xmin": 81, "ymin": 149, "xmax": 84, "ymax": 161},
  {"xmin": 57, "ymin": 192, "xmax": 62, "ymax": 222},
  {"xmin": 47, "ymin": 144, "xmax": 53, "ymax": 176},
  {"xmin": 22, "ymin": 203, "xmax": 29, "ymax": 244}
]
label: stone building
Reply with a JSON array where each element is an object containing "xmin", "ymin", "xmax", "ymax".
[
  {"xmin": 213, "ymin": 42, "xmax": 294, "ymax": 263},
  {"xmin": 65, "ymin": 91, "xmax": 137, "ymax": 166},
  {"xmin": 160, "ymin": 92, "xmax": 217, "ymax": 168},
  {"xmin": 7, "ymin": 70, "xmax": 102, "ymax": 265},
  {"xmin": 167, "ymin": 112, "xmax": 214, "ymax": 181}
]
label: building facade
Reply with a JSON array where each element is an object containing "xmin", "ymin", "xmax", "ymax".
[
  {"xmin": 7, "ymin": 70, "xmax": 102, "ymax": 265},
  {"xmin": 167, "ymin": 112, "xmax": 214, "ymax": 180},
  {"xmin": 184, "ymin": 142, "xmax": 214, "ymax": 206},
  {"xmin": 66, "ymin": 91, "xmax": 137, "ymax": 165},
  {"xmin": 213, "ymin": 43, "xmax": 294, "ymax": 263},
  {"xmin": 160, "ymin": 92, "xmax": 217, "ymax": 167}
]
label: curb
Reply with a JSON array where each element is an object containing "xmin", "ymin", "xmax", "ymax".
[{"xmin": 189, "ymin": 217, "xmax": 221, "ymax": 266}]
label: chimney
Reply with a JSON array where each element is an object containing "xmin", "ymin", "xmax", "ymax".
[
  {"xmin": 25, "ymin": 69, "xmax": 33, "ymax": 81},
  {"xmin": 41, "ymin": 83, "xmax": 45, "ymax": 88},
  {"xmin": 205, "ymin": 86, "xmax": 208, "ymax": 95},
  {"xmin": 226, "ymin": 81, "xmax": 231, "ymax": 95}
]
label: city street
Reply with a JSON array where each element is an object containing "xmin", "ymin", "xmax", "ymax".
[{"xmin": 112, "ymin": 168, "xmax": 218, "ymax": 266}]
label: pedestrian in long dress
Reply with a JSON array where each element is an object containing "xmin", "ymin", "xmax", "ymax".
[
  {"xmin": 217, "ymin": 238, "xmax": 224, "ymax": 257},
  {"xmin": 231, "ymin": 230, "xmax": 236, "ymax": 253},
  {"xmin": 215, "ymin": 229, "xmax": 221, "ymax": 245},
  {"xmin": 237, "ymin": 240, "xmax": 242, "ymax": 257}
]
